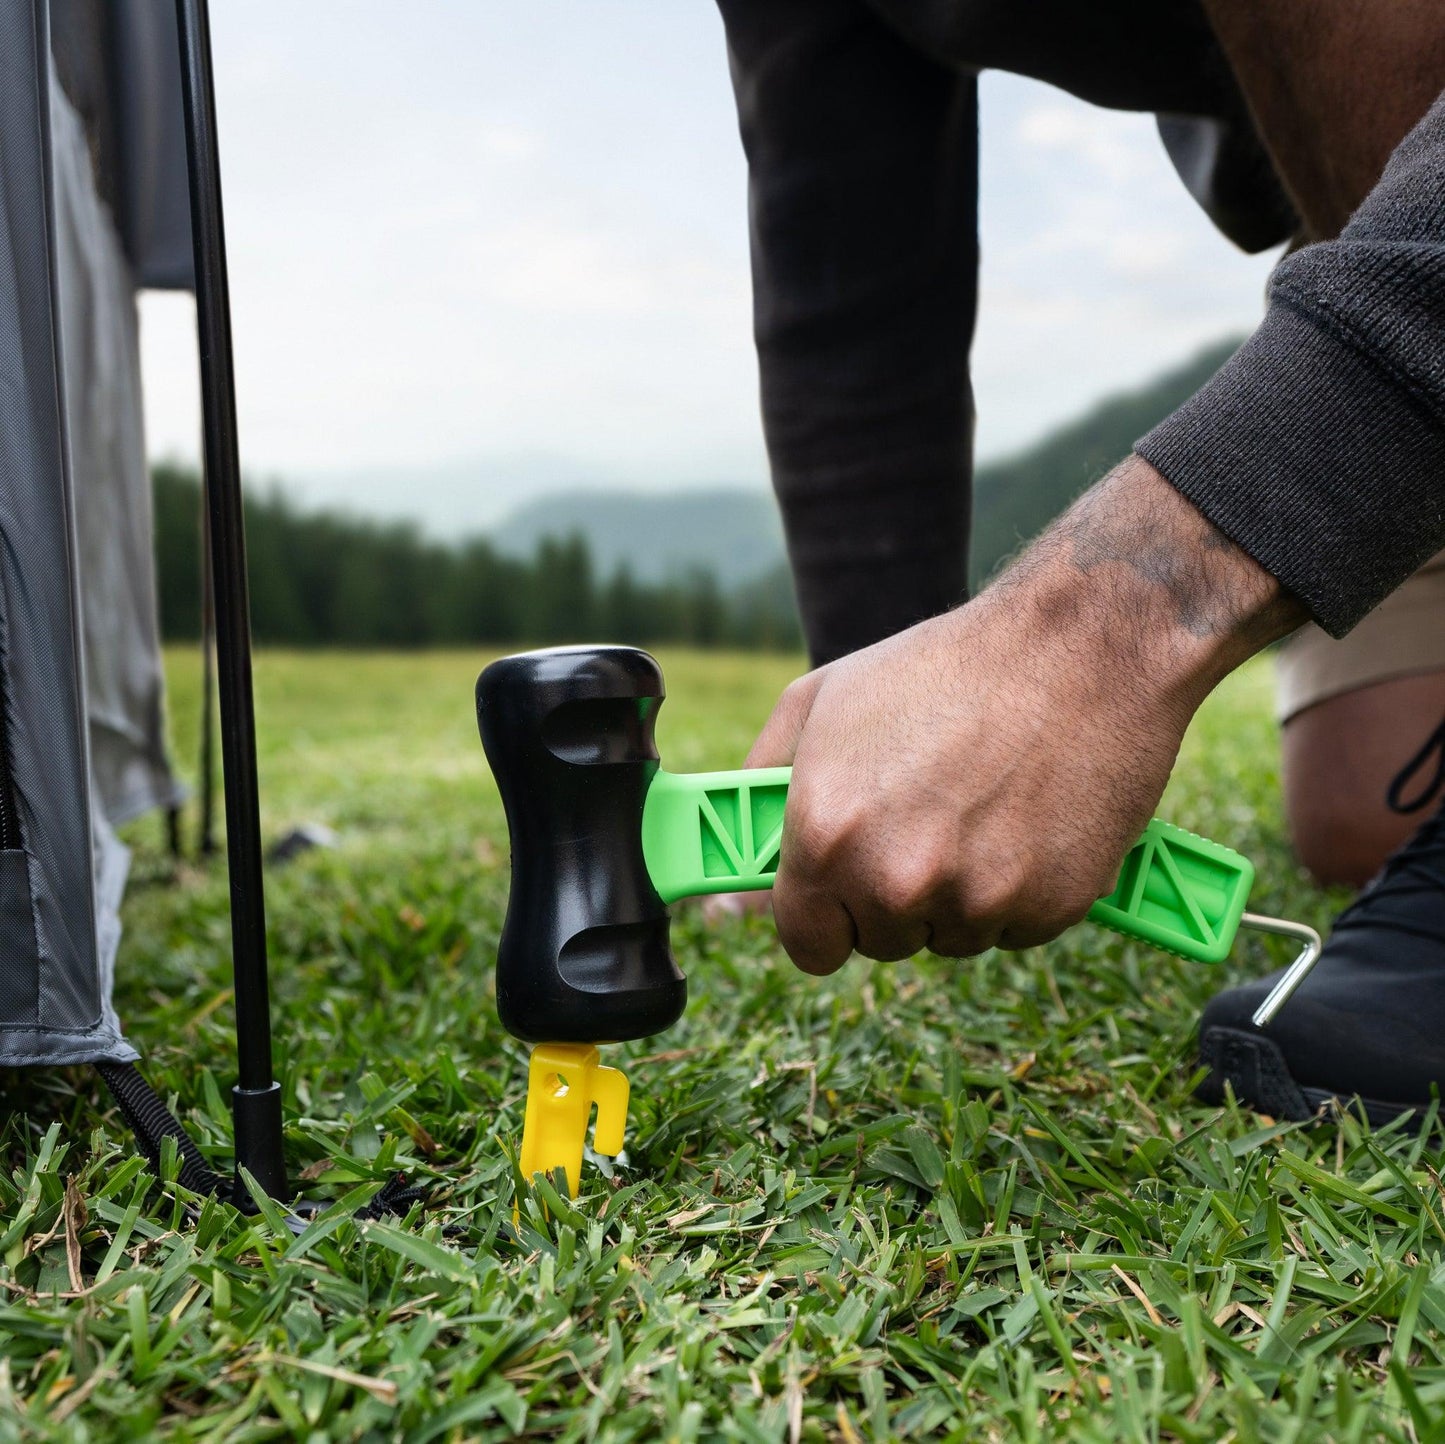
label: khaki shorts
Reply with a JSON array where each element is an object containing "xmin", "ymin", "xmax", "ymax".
[{"xmin": 1275, "ymin": 549, "xmax": 1445, "ymax": 723}]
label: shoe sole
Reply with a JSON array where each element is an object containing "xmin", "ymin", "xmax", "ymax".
[{"xmin": 1197, "ymin": 1026, "xmax": 1428, "ymax": 1129}]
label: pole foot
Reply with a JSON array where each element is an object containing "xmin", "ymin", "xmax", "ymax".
[{"xmin": 232, "ymin": 1081, "xmax": 287, "ymax": 1204}]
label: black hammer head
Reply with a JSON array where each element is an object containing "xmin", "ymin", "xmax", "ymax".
[{"xmin": 476, "ymin": 645, "xmax": 686, "ymax": 1043}]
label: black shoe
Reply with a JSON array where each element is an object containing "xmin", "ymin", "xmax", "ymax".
[{"xmin": 1196, "ymin": 716, "xmax": 1445, "ymax": 1126}]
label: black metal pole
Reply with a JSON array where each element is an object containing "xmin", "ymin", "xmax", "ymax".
[
  {"xmin": 174, "ymin": 0, "xmax": 286, "ymax": 1202},
  {"xmin": 199, "ymin": 469, "xmax": 217, "ymax": 858}
]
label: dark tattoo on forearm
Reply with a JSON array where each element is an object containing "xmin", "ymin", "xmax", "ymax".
[
  {"xmin": 1071, "ymin": 468, "xmax": 1307, "ymax": 645},
  {"xmin": 996, "ymin": 459, "xmax": 1307, "ymax": 651},
  {"xmin": 1064, "ymin": 487, "xmax": 1247, "ymax": 638}
]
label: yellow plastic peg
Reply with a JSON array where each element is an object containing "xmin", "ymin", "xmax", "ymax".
[{"xmin": 518, "ymin": 1043, "xmax": 630, "ymax": 1199}]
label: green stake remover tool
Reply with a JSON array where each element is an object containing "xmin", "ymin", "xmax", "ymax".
[{"xmin": 641, "ymin": 768, "xmax": 1321, "ymax": 1028}]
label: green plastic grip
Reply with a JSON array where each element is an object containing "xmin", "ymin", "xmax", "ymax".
[
  {"xmin": 1086, "ymin": 818, "xmax": 1254, "ymax": 964},
  {"xmin": 640, "ymin": 768, "xmax": 1256, "ymax": 966},
  {"xmin": 642, "ymin": 768, "xmax": 793, "ymax": 904}
]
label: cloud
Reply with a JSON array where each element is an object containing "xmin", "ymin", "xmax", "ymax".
[
  {"xmin": 475, "ymin": 124, "xmax": 543, "ymax": 161},
  {"xmin": 458, "ymin": 221, "xmax": 747, "ymax": 321},
  {"xmin": 975, "ymin": 74, "xmax": 1277, "ymax": 459},
  {"xmin": 1015, "ymin": 103, "xmax": 1152, "ymax": 184},
  {"xmin": 138, "ymin": 11, "xmax": 1281, "ymax": 522}
]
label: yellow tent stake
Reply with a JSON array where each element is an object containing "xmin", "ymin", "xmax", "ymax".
[{"xmin": 519, "ymin": 1043, "xmax": 630, "ymax": 1200}]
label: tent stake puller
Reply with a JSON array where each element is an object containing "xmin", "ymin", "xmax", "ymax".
[{"xmin": 644, "ymin": 789, "xmax": 1323, "ymax": 1026}]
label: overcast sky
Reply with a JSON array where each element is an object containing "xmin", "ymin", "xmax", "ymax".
[{"xmin": 138, "ymin": 2, "xmax": 1281, "ymax": 533}]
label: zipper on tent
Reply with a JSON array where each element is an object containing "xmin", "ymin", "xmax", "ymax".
[
  {"xmin": 0, "ymin": 666, "xmax": 22, "ymax": 851},
  {"xmin": 0, "ymin": 758, "xmax": 18, "ymax": 850}
]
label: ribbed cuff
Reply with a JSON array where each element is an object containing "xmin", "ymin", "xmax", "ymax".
[{"xmin": 1135, "ymin": 301, "xmax": 1445, "ymax": 637}]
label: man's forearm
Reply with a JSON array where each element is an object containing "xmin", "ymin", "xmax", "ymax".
[{"xmin": 997, "ymin": 457, "xmax": 1308, "ymax": 715}]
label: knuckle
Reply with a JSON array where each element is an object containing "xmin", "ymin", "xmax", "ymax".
[
  {"xmin": 992, "ymin": 875, "xmax": 1099, "ymax": 951},
  {"xmin": 872, "ymin": 859, "xmax": 940, "ymax": 920},
  {"xmin": 783, "ymin": 807, "xmax": 834, "ymax": 873},
  {"xmin": 934, "ymin": 856, "xmax": 1038, "ymax": 953},
  {"xmin": 963, "ymin": 860, "xmax": 1027, "ymax": 927},
  {"xmin": 785, "ymin": 791, "xmax": 861, "ymax": 875},
  {"xmin": 780, "ymin": 674, "xmax": 811, "ymax": 707},
  {"xmin": 778, "ymin": 673, "xmax": 819, "ymax": 722}
]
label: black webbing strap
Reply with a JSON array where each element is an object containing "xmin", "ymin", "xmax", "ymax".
[
  {"xmin": 95, "ymin": 1060, "xmax": 230, "ymax": 1196},
  {"xmin": 355, "ymin": 1173, "xmax": 431, "ymax": 1220},
  {"xmin": 95, "ymin": 1061, "xmax": 426, "ymax": 1221}
]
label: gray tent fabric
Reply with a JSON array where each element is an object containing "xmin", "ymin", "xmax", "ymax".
[
  {"xmin": 53, "ymin": 51, "xmax": 185, "ymax": 826},
  {"xmin": 0, "ymin": 0, "xmax": 184, "ymax": 1068},
  {"xmin": 111, "ymin": 1, "xmax": 192, "ymax": 290},
  {"xmin": 0, "ymin": 0, "xmax": 124, "ymax": 1064}
]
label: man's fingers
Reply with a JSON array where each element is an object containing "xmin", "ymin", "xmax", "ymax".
[
  {"xmin": 745, "ymin": 670, "xmax": 824, "ymax": 769},
  {"xmin": 744, "ymin": 669, "xmax": 835, "ymax": 971},
  {"xmin": 772, "ymin": 877, "xmax": 855, "ymax": 976},
  {"xmin": 850, "ymin": 909, "xmax": 936, "ymax": 963}
]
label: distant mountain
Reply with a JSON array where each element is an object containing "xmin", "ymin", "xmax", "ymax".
[
  {"xmin": 482, "ymin": 337, "xmax": 1242, "ymax": 599},
  {"xmin": 492, "ymin": 488, "xmax": 785, "ymax": 588},
  {"xmin": 290, "ymin": 452, "xmax": 626, "ymax": 536},
  {"xmin": 969, "ymin": 337, "xmax": 1242, "ymax": 586}
]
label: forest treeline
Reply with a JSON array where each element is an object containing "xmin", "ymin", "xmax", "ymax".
[{"xmin": 152, "ymin": 464, "xmax": 802, "ymax": 650}]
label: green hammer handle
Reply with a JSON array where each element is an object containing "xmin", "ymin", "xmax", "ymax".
[{"xmin": 640, "ymin": 768, "xmax": 1255, "ymax": 966}]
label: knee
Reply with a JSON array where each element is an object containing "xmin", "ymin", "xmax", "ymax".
[
  {"xmin": 1281, "ymin": 674, "xmax": 1445, "ymax": 890},
  {"xmin": 1282, "ymin": 717, "xmax": 1395, "ymax": 888},
  {"xmin": 1283, "ymin": 732, "xmax": 1425, "ymax": 889},
  {"xmin": 1285, "ymin": 797, "xmax": 1395, "ymax": 890}
]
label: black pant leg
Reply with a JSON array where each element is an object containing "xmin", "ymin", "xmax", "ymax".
[{"xmin": 717, "ymin": 0, "xmax": 979, "ymax": 666}]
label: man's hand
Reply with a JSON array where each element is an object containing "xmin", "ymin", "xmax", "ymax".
[{"xmin": 749, "ymin": 457, "xmax": 1306, "ymax": 975}]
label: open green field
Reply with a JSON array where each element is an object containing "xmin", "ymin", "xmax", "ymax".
[{"xmin": 3, "ymin": 646, "xmax": 1443, "ymax": 1442}]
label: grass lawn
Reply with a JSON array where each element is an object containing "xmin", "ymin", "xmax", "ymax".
[{"xmin": 3, "ymin": 645, "xmax": 1443, "ymax": 1441}]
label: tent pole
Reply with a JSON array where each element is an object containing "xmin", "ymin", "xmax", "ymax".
[
  {"xmin": 199, "ymin": 466, "xmax": 217, "ymax": 858},
  {"xmin": 174, "ymin": 0, "xmax": 286, "ymax": 1202}
]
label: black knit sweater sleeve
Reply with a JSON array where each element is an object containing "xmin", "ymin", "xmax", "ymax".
[{"xmin": 1135, "ymin": 93, "xmax": 1445, "ymax": 637}]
